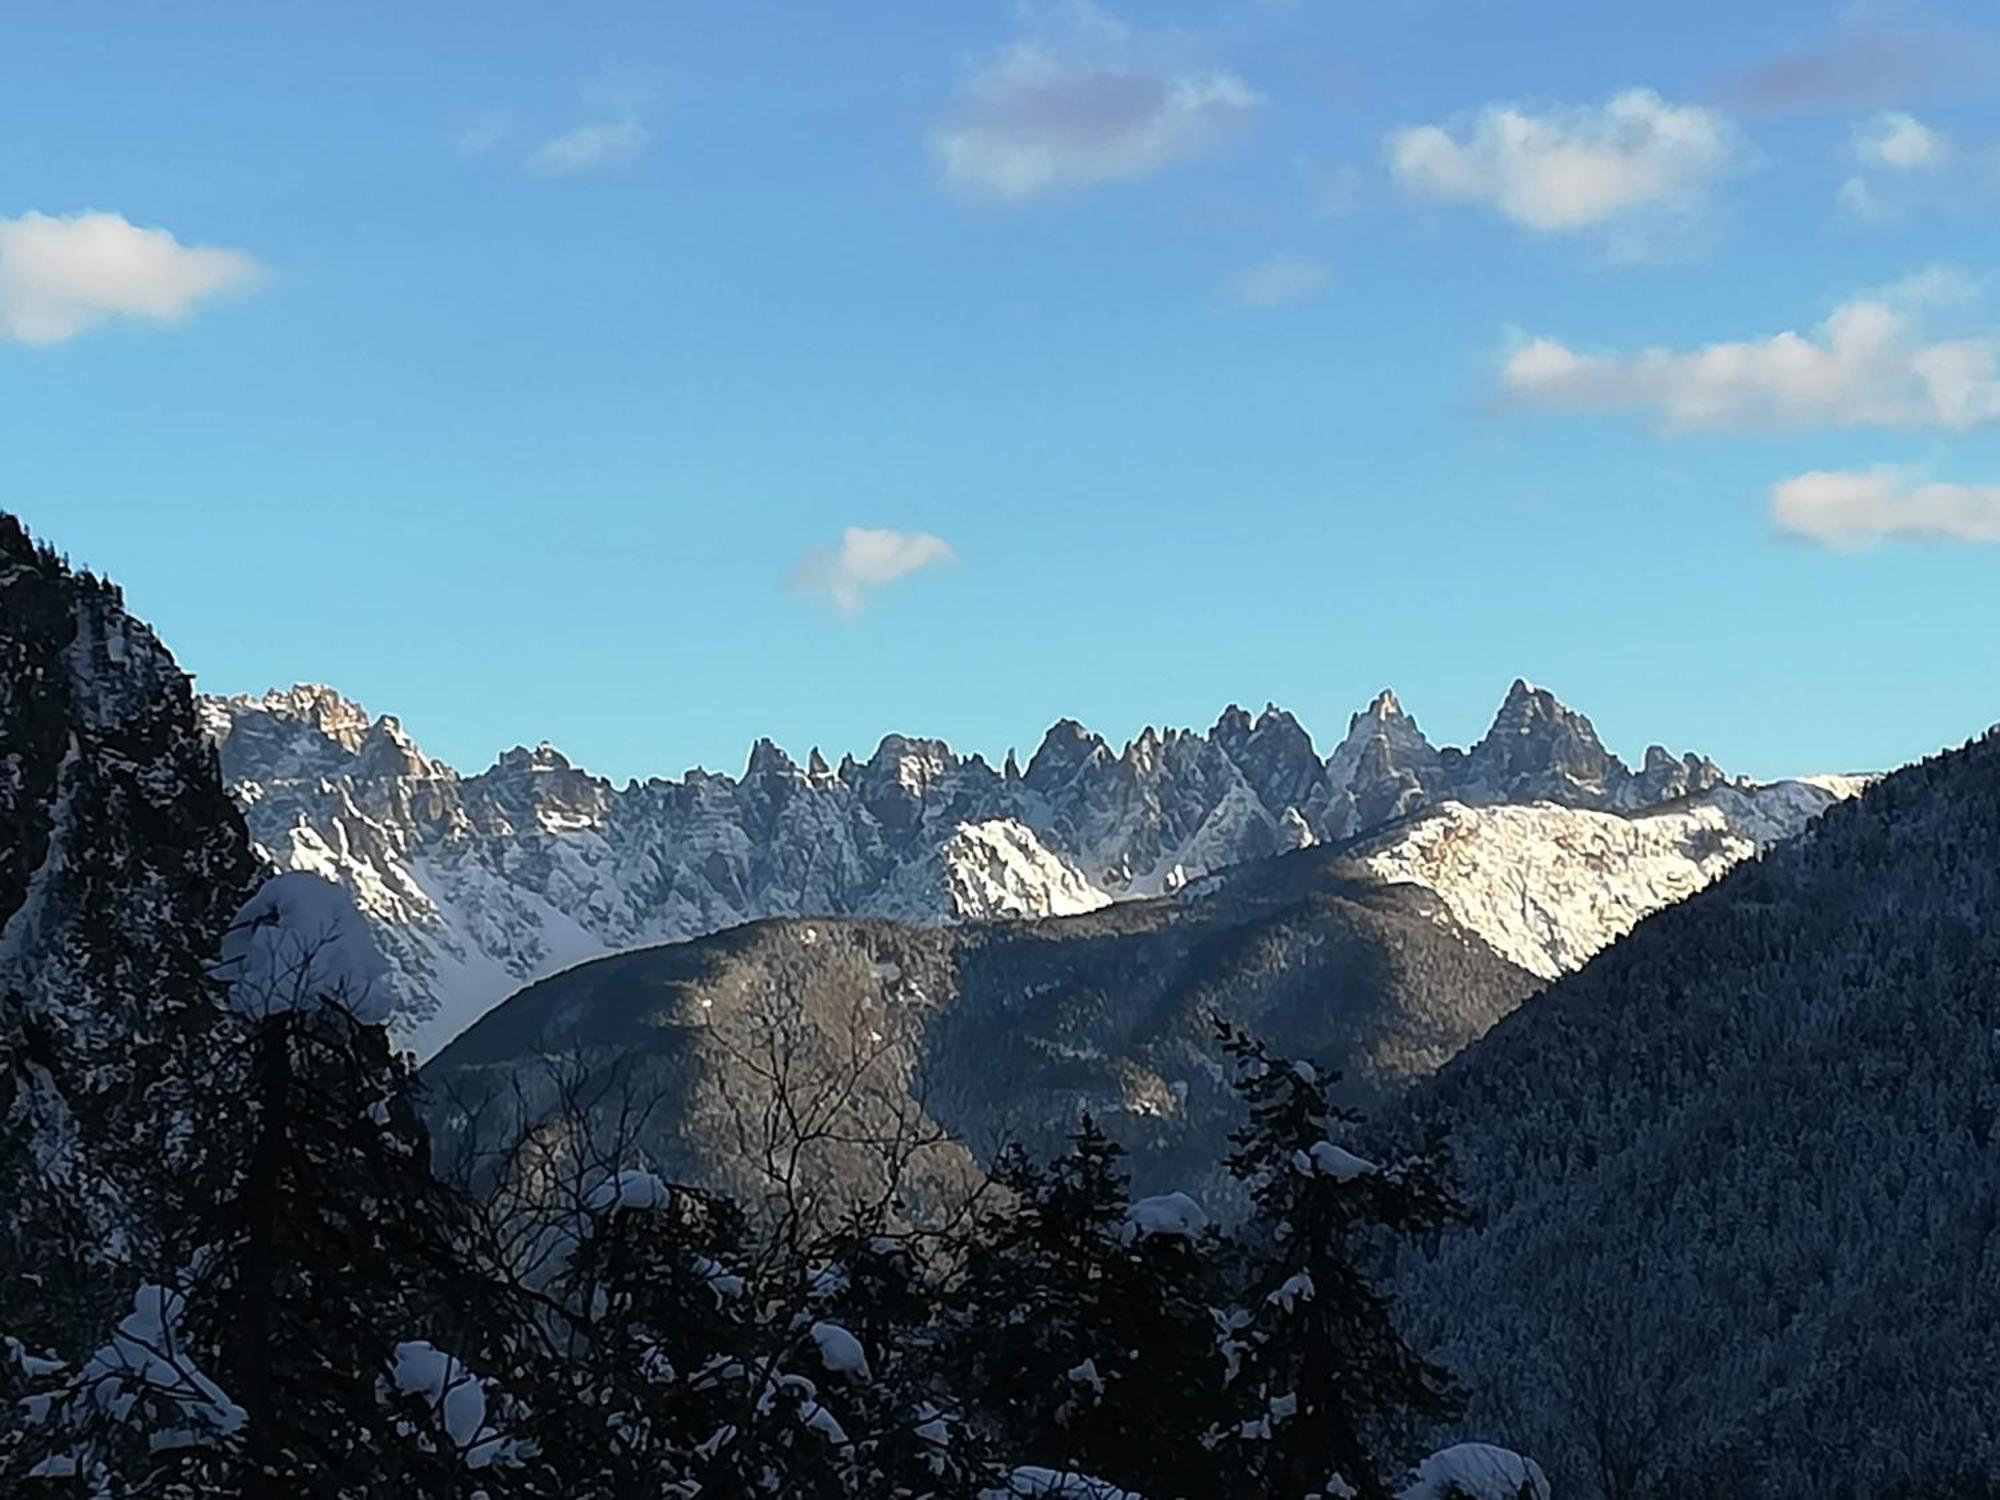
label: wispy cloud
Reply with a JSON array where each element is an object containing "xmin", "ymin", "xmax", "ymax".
[
  {"xmin": 0, "ymin": 211, "xmax": 262, "ymax": 346},
  {"xmin": 787, "ymin": 528, "xmax": 956, "ymax": 616},
  {"xmin": 1773, "ymin": 466, "xmax": 2000, "ymax": 546},
  {"xmin": 930, "ymin": 2, "xmax": 1262, "ymax": 203},
  {"xmin": 1500, "ymin": 284, "xmax": 2000, "ymax": 432},
  {"xmin": 1387, "ymin": 90, "xmax": 1744, "ymax": 253},
  {"xmin": 1837, "ymin": 109, "xmax": 1999, "ymax": 220},
  {"xmin": 1717, "ymin": 22, "xmax": 2000, "ymax": 115},
  {"xmin": 1226, "ymin": 254, "xmax": 1328, "ymax": 309},
  {"xmin": 526, "ymin": 78, "xmax": 658, "ymax": 176},
  {"xmin": 1719, "ymin": 31, "xmax": 1955, "ymax": 114}
]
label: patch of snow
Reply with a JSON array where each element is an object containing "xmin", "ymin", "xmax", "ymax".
[
  {"xmin": 1121, "ymin": 1191, "xmax": 1210, "ymax": 1242},
  {"xmin": 1295, "ymin": 1141, "xmax": 1377, "ymax": 1181},
  {"xmin": 809, "ymin": 1321, "xmax": 870, "ymax": 1381},
  {"xmin": 1266, "ymin": 1272, "xmax": 1315, "ymax": 1312},
  {"xmin": 1399, "ymin": 1443, "xmax": 1550, "ymax": 1500},
  {"xmin": 390, "ymin": 1340, "xmax": 510, "ymax": 1468},
  {"xmin": 217, "ymin": 873, "xmax": 393, "ymax": 1024}
]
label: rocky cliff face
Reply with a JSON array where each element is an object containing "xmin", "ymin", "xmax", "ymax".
[
  {"xmin": 0, "ymin": 515, "xmax": 261, "ymax": 1344},
  {"xmin": 201, "ymin": 679, "xmax": 1839, "ymax": 1056}
]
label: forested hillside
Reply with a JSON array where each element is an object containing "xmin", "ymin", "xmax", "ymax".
[{"xmin": 1393, "ymin": 728, "xmax": 2000, "ymax": 1499}]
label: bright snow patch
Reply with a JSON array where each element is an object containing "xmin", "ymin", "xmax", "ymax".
[
  {"xmin": 1267, "ymin": 1272, "xmax": 1315, "ymax": 1312},
  {"xmin": 583, "ymin": 1169, "xmax": 670, "ymax": 1215},
  {"xmin": 809, "ymin": 1321, "xmax": 870, "ymax": 1381},
  {"xmin": 1400, "ymin": 1443, "xmax": 1550, "ymax": 1500},
  {"xmin": 1295, "ymin": 1141, "xmax": 1377, "ymax": 1181},
  {"xmin": 391, "ymin": 1340, "xmax": 508, "ymax": 1468},
  {"xmin": 217, "ymin": 873, "xmax": 393, "ymax": 1024},
  {"xmin": 1121, "ymin": 1192, "xmax": 1209, "ymax": 1242},
  {"xmin": 32, "ymin": 1285, "xmax": 245, "ymax": 1457}
]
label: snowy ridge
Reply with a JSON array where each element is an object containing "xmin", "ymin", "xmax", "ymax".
[
  {"xmin": 1353, "ymin": 781, "xmax": 1862, "ymax": 980},
  {"xmin": 202, "ymin": 679, "xmax": 1833, "ymax": 1055}
]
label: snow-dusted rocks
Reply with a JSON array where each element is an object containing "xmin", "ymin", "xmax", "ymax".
[
  {"xmin": 203, "ymin": 677, "xmax": 1847, "ymax": 1055},
  {"xmin": 1353, "ymin": 780, "xmax": 1861, "ymax": 980},
  {"xmin": 217, "ymin": 873, "xmax": 393, "ymax": 1023}
]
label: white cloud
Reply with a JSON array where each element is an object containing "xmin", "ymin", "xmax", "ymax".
[
  {"xmin": 1851, "ymin": 110, "xmax": 1951, "ymax": 172},
  {"xmin": 527, "ymin": 118, "xmax": 651, "ymax": 175},
  {"xmin": 1386, "ymin": 90, "xmax": 1743, "ymax": 240},
  {"xmin": 0, "ymin": 211, "xmax": 263, "ymax": 346},
  {"xmin": 787, "ymin": 528, "xmax": 956, "ymax": 616},
  {"xmin": 1773, "ymin": 466, "xmax": 2000, "ymax": 546},
  {"xmin": 1227, "ymin": 254, "xmax": 1328, "ymax": 309},
  {"xmin": 1500, "ymin": 295, "xmax": 2000, "ymax": 431},
  {"xmin": 930, "ymin": 3, "xmax": 1262, "ymax": 202}
]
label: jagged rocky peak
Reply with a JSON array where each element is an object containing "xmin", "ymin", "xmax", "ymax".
[
  {"xmin": 1023, "ymin": 716, "xmax": 1111, "ymax": 790},
  {"xmin": 1455, "ymin": 678, "xmax": 1621, "ymax": 802},
  {"xmin": 1453, "ymin": 679, "xmax": 1736, "ymax": 810},
  {"xmin": 863, "ymin": 732, "xmax": 961, "ymax": 792},
  {"xmin": 744, "ymin": 736, "xmax": 800, "ymax": 778},
  {"xmin": 1212, "ymin": 702, "xmax": 1323, "ymax": 813},
  {"xmin": 464, "ymin": 741, "xmax": 609, "ymax": 834}
]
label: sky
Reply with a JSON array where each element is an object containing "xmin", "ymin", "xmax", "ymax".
[{"xmin": 7, "ymin": 0, "xmax": 2000, "ymax": 784}]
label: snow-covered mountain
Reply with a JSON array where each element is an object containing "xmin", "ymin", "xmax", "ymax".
[
  {"xmin": 1352, "ymin": 779, "xmax": 1865, "ymax": 980},
  {"xmin": 200, "ymin": 679, "xmax": 1853, "ymax": 1055}
]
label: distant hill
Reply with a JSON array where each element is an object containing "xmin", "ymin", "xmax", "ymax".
[{"xmin": 421, "ymin": 841, "xmax": 1541, "ymax": 1219}]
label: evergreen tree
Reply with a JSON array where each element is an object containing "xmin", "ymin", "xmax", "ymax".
[
  {"xmin": 11, "ymin": 879, "xmax": 552, "ymax": 1497},
  {"xmin": 941, "ymin": 1117, "xmax": 1230, "ymax": 1500},
  {"xmin": 1213, "ymin": 1017, "xmax": 1465, "ymax": 1500}
]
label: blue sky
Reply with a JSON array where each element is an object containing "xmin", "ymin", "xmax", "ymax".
[{"xmin": 8, "ymin": 0, "xmax": 2000, "ymax": 783}]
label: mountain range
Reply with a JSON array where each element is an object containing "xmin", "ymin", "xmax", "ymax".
[{"xmin": 201, "ymin": 682, "xmax": 1857, "ymax": 1055}]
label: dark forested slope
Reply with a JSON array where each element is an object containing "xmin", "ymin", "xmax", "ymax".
[
  {"xmin": 0, "ymin": 516, "xmax": 262, "ymax": 1347},
  {"xmin": 1393, "ymin": 727, "xmax": 2000, "ymax": 1499}
]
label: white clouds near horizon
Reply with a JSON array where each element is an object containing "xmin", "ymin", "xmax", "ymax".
[{"xmin": 0, "ymin": 211, "xmax": 262, "ymax": 346}]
